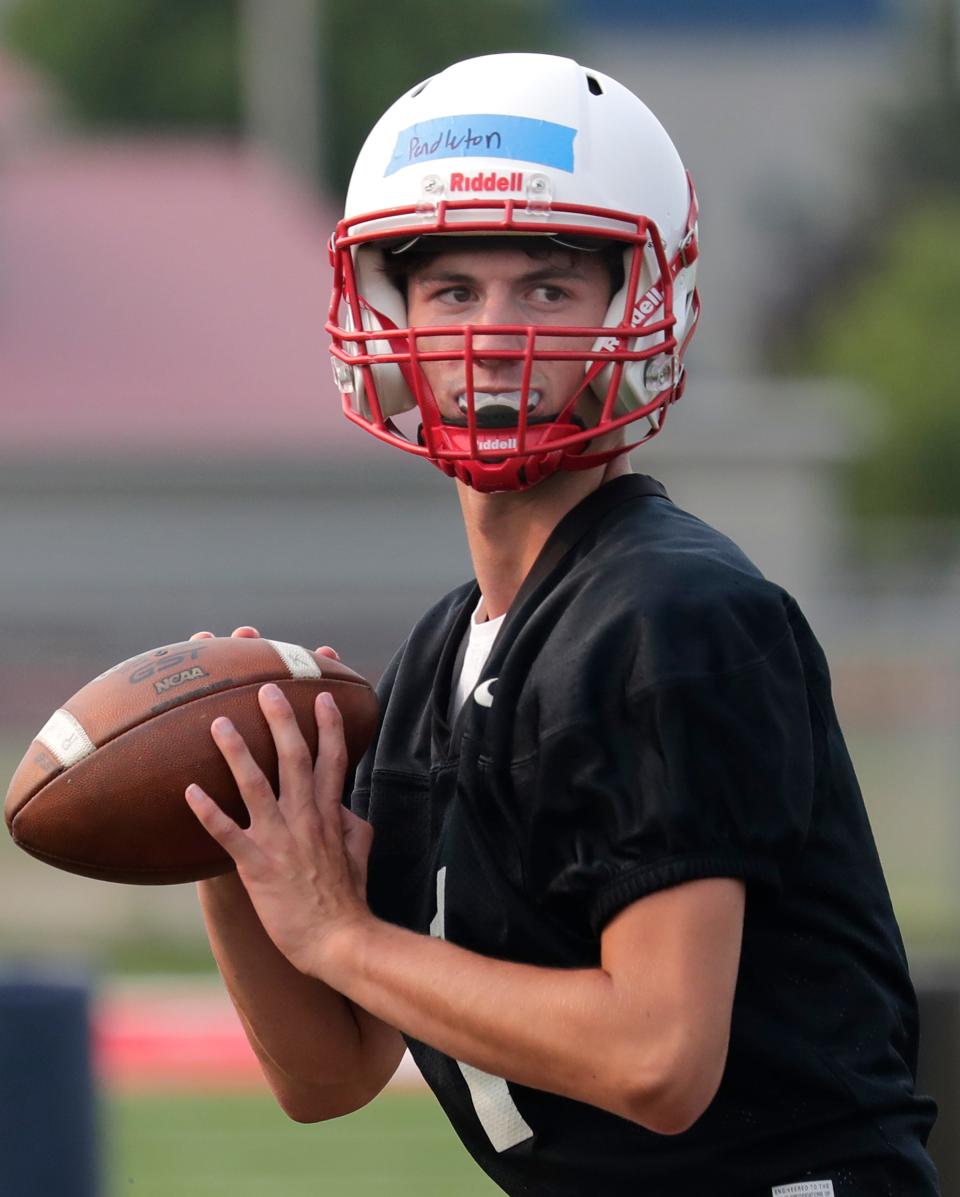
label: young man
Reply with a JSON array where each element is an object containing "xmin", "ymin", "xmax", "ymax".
[{"xmin": 185, "ymin": 54, "xmax": 939, "ymax": 1196}]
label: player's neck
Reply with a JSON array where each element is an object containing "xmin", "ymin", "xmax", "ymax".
[{"xmin": 458, "ymin": 455, "xmax": 632, "ymax": 621}]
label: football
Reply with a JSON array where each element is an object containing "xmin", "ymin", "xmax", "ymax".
[{"xmin": 4, "ymin": 637, "xmax": 379, "ymax": 885}]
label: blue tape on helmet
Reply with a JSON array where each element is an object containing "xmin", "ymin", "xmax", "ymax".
[{"xmin": 386, "ymin": 114, "xmax": 576, "ymax": 176}]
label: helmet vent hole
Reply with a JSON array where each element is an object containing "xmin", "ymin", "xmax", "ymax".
[
  {"xmin": 586, "ymin": 75, "xmax": 604, "ymax": 96},
  {"xmin": 409, "ymin": 78, "xmax": 431, "ymax": 98}
]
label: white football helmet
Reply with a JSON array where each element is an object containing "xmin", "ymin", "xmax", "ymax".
[{"xmin": 326, "ymin": 52, "xmax": 700, "ymax": 492}]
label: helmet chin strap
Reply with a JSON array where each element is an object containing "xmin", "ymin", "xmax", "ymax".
[
  {"xmin": 445, "ymin": 451, "xmax": 566, "ymax": 494},
  {"xmin": 418, "ymin": 419, "xmax": 637, "ymax": 493}
]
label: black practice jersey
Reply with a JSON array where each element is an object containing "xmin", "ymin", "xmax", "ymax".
[{"xmin": 351, "ymin": 476, "xmax": 938, "ymax": 1197}]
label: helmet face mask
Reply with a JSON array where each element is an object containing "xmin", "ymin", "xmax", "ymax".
[{"xmin": 326, "ymin": 53, "xmax": 700, "ymax": 492}]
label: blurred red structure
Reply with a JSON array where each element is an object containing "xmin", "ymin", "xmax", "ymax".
[
  {"xmin": 94, "ymin": 982, "xmax": 422, "ymax": 1092},
  {"xmin": 94, "ymin": 984, "xmax": 262, "ymax": 1092},
  {"xmin": 1, "ymin": 131, "xmax": 364, "ymax": 459}
]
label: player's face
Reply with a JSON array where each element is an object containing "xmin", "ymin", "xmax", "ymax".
[{"xmin": 405, "ymin": 247, "xmax": 611, "ymax": 427}]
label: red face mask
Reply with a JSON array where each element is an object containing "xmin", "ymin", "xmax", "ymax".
[{"xmin": 327, "ymin": 187, "xmax": 699, "ymax": 492}]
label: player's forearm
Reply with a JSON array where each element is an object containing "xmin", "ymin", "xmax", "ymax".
[
  {"xmin": 197, "ymin": 873, "xmax": 403, "ymax": 1119},
  {"xmin": 318, "ymin": 915, "xmax": 707, "ymax": 1131}
]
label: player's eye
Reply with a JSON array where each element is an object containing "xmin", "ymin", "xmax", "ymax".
[
  {"xmin": 530, "ymin": 284, "xmax": 569, "ymax": 304},
  {"xmin": 435, "ymin": 285, "xmax": 475, "ymax": 305}
]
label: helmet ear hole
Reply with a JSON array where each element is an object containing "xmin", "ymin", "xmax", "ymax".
[{"xmin": 342, "ymin": 245, "xmax": 417, "ymax": 422}]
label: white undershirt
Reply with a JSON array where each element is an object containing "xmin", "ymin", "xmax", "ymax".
[{"xmin": 450, "ymin": 595, "xmax": 505, "ymax": 721}]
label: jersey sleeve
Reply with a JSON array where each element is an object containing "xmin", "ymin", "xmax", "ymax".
[{"xmin": 527, "ymin": 625, "xmax": 815, "ymax": 935}]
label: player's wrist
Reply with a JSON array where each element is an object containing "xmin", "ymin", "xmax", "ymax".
[{"xmin": 311, "ymin": 908, "xmax": 380, "ymax": 990}]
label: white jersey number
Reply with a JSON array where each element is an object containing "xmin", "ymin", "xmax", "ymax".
[{"xmin": 429, "ymin": 867, "xmax": 534, "ymax": 1152}]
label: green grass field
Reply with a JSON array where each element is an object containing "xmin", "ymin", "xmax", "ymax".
[{"xmin": 109, "ymin": 1089, "xmax": 502, "ymax": 1196}]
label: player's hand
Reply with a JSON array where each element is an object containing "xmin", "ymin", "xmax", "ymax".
[
  {"xmin": 184, "ymin": 679, "xmax": 373, "ymax": 982},
  {"xmin": 188, "ymin": 628, "xmax": 341, "ymax": 664}
]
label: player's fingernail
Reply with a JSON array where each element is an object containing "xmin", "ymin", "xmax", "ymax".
[
  {"xmin": 318, "ymin": 691, "xmax": 336, "ymax": 709},
  {"xmin": 212, "ymin": 716, "xmax": 234, "ymax": 735},
  {"xmin": 262, "ymin": 683, "xmax": 281, "ymax": 701}
]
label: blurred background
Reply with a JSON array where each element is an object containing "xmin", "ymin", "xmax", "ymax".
[{"xmin": 0, "ymin": 0, "xmax": 957, "ymax": 1192}]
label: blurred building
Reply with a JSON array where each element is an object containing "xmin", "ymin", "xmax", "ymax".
[
  {"xmin": 0, "ymin": 4, "xmax": 888, "ymax": 700},
  {"xmin": 572, "ymin": 0, "xmax": 905, "ymax": 380},
  {"xmin": 0, "ymin": 76, "xmax": 471, "ymax": 690}
]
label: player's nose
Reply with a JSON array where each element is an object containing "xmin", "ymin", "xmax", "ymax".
[{"xmin": 470, "ymin": 293, "xmax": 526, "ymax": 364}]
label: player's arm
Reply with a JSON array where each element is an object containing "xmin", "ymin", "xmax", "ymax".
[
  {"xmin": 320, "ymin": 875, "xmax": 744, "ymax": 1135},
  {"xmin": 197, "ymin": 870, "xmax": 406, "ymax": 1121},
  {"xmin": 188, "ymin": 628, "xmax": 405, "ymax": 1120}
]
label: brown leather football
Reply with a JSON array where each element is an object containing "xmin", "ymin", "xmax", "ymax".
[{"xmin": 4, "ymin": 637, "xmax": 379, "ymax": 885}]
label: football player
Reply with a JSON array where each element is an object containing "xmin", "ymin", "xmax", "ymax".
[{"xmin": 186, "ymin": 54, "xmax": 940, "ymax": 1195}]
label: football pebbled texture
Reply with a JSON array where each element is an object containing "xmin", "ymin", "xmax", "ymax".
[{"xmin": 4, "ymin": 638, "xmax": 379, "ymax": 885}]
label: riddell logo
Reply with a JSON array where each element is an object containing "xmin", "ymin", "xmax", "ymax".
[
  {"xmin": 628, "ymin": 284, "xmax": 665, "ymax": 328},
  {"xmin": 478, "ymin": 437, "xmax": 517, "ymax": 451},
  {"xmin": 596, "ymin": 284, "xmax": 665, "ymax": 353},
  {"xmin": 449, "ymin": 171, "xmax": 524, "ymax": 193}
]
